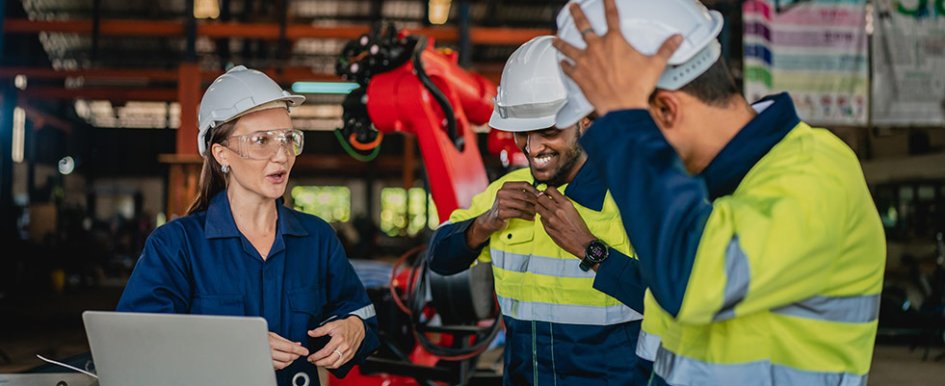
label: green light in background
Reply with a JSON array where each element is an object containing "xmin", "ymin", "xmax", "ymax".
[{"xmin": 291, "ymin": 82, "xmax": 360, "ymax": 94}]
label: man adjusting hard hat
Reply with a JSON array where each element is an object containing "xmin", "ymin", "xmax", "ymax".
[
  {"xmin": 552, "ymin": 0, "xmax": 885, "ymax": 385},
  {"xmin": 427, "ymin": 35, "xmax": 652, "ymax": 385}
]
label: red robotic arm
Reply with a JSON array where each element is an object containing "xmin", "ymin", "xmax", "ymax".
[{"xmin": 338, "ymin": 29, "xmax": 496, "ymax": 220}]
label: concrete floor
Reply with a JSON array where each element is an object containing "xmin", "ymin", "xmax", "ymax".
[{"xmin": 1, "ymin": 289, "xmax": 943, "ymax": 384}]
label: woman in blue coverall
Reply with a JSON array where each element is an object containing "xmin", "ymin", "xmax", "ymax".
[{"xmin": 117, "ymin": 66, "xmax": 379, "ymax": 386}]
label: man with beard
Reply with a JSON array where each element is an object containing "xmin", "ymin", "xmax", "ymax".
[{"xmin": 427, "ymin": 36, "xmax": 650, "ymax": 386}]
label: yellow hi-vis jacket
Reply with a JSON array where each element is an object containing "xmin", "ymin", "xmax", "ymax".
[
  {"xmin": 427, "ymin": 165, "xmax": 651, "ymax": 385},
  {"xmin": 580, "ymin": 93, "xmax": 885, "ymax": 386}
]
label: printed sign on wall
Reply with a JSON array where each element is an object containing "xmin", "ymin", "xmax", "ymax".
[
  {"xmin": 872, "ymin": 0, "xmax": 945, "ymax": 126},
  {"xmin": 744, "ymin": 0, "xmax": 870, "ymax": 126}
]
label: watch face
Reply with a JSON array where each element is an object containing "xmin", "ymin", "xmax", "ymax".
[{"xmin": 586, "ymin": 240, "xmax": 607, "ymax": 263}]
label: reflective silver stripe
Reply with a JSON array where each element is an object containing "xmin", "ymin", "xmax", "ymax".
[
  {"xmin": 348, "ymin": 304, "xmax": 376, "ymax": 320},
  {"xmin": 636, "ymin": 330, "xmax": 661, "ymax": 361},
  {"xmin": 550, "ymin": 323, "xmax": 558, "ymax": 386},
  {"xmin": 490, "ymin": 249, "xmax": 594, "ymax": 279},
  {"xmin": 498, "ymin": 296, "xmax": 642, "ymax": 325},
  {"xmin": 773, "ymin": 294, "xmax": 880, "ymax": 323},
  {"xmin": 655, "ymin": 347, "xmax": 868, "ymax": 386},
  {"xmin": 714, "ymin": 237, "xmax": 751, "ymax": 321}
]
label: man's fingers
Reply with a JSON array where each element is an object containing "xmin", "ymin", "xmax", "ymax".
[
  {"xmin": 534, "ymin": 198, "xmax": 556, "ymax": 220},
  {"xmin": 559, "ymin": 59, "xmax": 580, "ymax": 83},
  {"xmin": 498, "ymin": 196, "xmax": 536, "ymax": 214},
  {"xmin": 272, "ymin": 360, "xmax": 290, "ymax": 370},
  {"xmin": 544, "ymin": 187, "xmax": 567, "ymax": 202},
  {"xmin": 505, "ymin": 188, "xmax": 539, "ymax": 204},
  {"xmin": 501, "ymin": 181, "xmax": 539, "ymax": 194},
  {"xmin": 499, "ymin": 208, "xmax": 534, "ymax": 222},
  {"xmin": 655, "ymin": 34, "xmax": 684, "ymax": 63},
  {"xmin": 603, "ymin": 0, "xmax": 620, "ymax": 32},
  {"xmin": 535, "ymin": 192, "xmax": 557, "ymax": 211},
  {"xmin": 553, "ymin": 38, "xmax": 584, "ymax": 62},
  {"xmin": 568, "ymin": 3, "xmax": 596, "ymax": 42},
  {"xmin": 512, "ymin": 212, "xmax": 536, "ymax": 221},
  {"xmin": 517, "ymin": 182, "xmax": 541, "ymax": 196}
]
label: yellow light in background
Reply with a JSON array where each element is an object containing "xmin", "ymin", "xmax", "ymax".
[
  {"xmin": 428, "ymin": 0, "xmax": 452, "ymax": 25},
  {"xmin": 12, "ymin": 107, "xmax": 25, "ymax": 163},
  {"xmin": 194, "ymin": 0, "xmax": 220, "ymax": 19}
]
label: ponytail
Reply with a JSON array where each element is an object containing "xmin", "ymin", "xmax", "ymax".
[{"xmin": 186, "ymin": 121, "xmax": 237, "ymax": 215}]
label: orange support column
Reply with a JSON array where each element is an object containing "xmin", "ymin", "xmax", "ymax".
[
  {"xmin": 176, "ymin": 63, "xmax": 200, "ymax": 155},
  {"xmin": 163, "ymin": 63, "xmax": 203, "ymax": 219}
]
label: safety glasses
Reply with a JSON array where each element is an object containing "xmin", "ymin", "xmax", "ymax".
[{"xmin": 224, "ymin": 129, "xmax": 304, "ymax": 160}]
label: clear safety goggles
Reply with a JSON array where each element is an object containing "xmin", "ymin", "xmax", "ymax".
[{"xmin": 224, "ymin": 129, "xmax": 304, "ymax": 160}]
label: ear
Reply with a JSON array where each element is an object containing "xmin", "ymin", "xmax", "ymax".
[
  {"xmin": 577, "ymin": 117, "xmax": 592, "ymax": 135},
  {"xmin": 513, "ymin": 132, "xmax": 528, "ymax": 151},
  {"xmin": 211, "ymin": 143, "xmax": 229, "ymax": 168},
  {"xmin": 648, "ymin": 90, "xmax": 681, "ymax": 131}
]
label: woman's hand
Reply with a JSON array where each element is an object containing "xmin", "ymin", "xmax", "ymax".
[
  {"xmin": 307, "ymin": 316, "xmax": 366, "ymax": 369},
  {"xmin": 268, "ymin": 332, "xmax": 310, "ymax": 370}
]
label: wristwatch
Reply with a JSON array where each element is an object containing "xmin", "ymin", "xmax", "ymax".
[{"xmin": 579, "ymin": 240, "xmax": 609, "ymax": 272}]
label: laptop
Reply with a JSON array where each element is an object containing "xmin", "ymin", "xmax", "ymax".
[{"xmin": 82, "ymin": 311, "xmax": 277, "ymax": 386}]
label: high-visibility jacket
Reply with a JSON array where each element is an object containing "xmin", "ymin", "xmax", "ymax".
[
  {"xmin": 580, "ymin": 93, "xmax": 885, "ymax": 386},
  {"xmin": 427, "ymin": 165, "xmax": 651, "ymax": 385}
]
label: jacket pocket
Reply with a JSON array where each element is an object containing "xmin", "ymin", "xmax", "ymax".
[
  {"xmin": 191, "ymin": 294, "xmax": 245, "ymax": 316},
  {"xmin": 288, "ymin": 286, "xmax": 326, "ymax": 330},
  {"xmin": 498, "ymin": 219, "xmax": 535, "ymax": 246}
]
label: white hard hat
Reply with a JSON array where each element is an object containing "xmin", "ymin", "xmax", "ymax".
[
  {"xmin": 555, "ymin": 0, "xmax": 724, "ymax": 128},
  {"xmin": 489, "ymin": 36, "xmax": 569, "ymax": 132},
  {"xmin": 197, "ymin": 65, "xmax": 305, "ymax": 156}
]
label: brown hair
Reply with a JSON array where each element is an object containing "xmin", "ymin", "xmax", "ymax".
[{"xmin": 186, "ymin": 121, "xmax": 238, "ymax": 215}]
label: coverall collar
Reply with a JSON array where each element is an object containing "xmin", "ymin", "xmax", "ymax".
[
  {"xmin": 700, "ymin": 92, "xmax": 800, "ymax": 200},
  {"xmin": 204, "ymin": 191, "xmax": 308, "ymax": 239},
  {"xmin": 563, "ymin": 161, "xmax": 608, "ymax": 212}
]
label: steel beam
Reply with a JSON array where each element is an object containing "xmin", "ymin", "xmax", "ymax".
[{"xmin": 3, "ymin": 19, "xmax": 550, "ymax": 45}]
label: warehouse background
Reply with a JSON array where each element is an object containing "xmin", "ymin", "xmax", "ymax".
[{"xmin": 0, "ymin": 0, "xmax": 943, "ymax": 384}]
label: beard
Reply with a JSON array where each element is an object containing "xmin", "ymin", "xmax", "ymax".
[{"xmin": 531, "ymin": 145, "xmax": 584, "ymax": 187}]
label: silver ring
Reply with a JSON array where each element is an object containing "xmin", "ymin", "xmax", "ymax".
[
  {"xmin": 333, "ymin": 349, "xmax": 343, "ymax": 360},
  {"xmin": 580, "ymin": 27, "xmax": 595, "ymax": 36}
]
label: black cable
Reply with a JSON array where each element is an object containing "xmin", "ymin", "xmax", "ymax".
[
  {"xmin": 411, "ymin": 37, "xmax": 465, "ymax": 152},
  {"xmin": 406, "ymin": 252, "xmax": 502, "ymax": 360}
]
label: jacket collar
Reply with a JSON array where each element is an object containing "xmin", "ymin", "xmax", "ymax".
[
  {"xmin": 563, "ymin": 160, "xmax": 608, "ymax": 212},
  {"xmin": 204, "ymin": 192, "xmax": 308, "ymax": 239},
  {"xmin": 700, "ymin": 93, "xmax": 800, "ymax": 200}
]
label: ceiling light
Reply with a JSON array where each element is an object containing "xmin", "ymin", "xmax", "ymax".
[
  {"xmin": 291, "ymin": 82, "xmax": 360, "ymax": 94},
  {"xmin": 194, "ymin": 0, "xmax": 220, "ymax": 19},
  {"xmin": 12, "ymin": 107, "xmax": 25, "ymax": 163},
  {"xmin": 428, "ymin": 0, "xmax": 451, "ymax": 25},
  {"xmin": 59, "ymin": 156, "xmax": 75, "ymax": 175}
]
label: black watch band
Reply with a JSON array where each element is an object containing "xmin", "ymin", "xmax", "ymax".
[{"xmin": 579, "ymin": 240, "xmax": 609, "ymax": 272}]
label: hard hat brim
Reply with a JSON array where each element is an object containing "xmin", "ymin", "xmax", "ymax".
[
  {"xmin": 489, "ymin": 110, "xmax": 558, "ymax": 132},
  {"xmin": 554, "ymin": 97, "xmax": 592, "ymax": 130}
]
